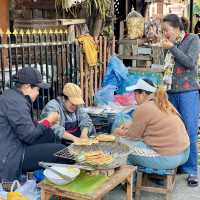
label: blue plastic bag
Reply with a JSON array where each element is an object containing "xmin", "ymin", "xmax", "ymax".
[
  {"xmin": 33, "ymin": 169, "xmax": 45, "ymax": 182},
  {"xmin": 102, "ymin": 55, "xmax": 128, "ymax": 93},
  {"xmin": 111, "ymin": 112, "xmax": 132, "ymax": 132},
  {"xmin": 94, "ymin": 85, "xmax": 117, "ymax": 106}
]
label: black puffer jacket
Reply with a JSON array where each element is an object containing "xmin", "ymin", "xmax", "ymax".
[{"xmin": 0, "ymin": 88, "xmax": 48, "ymax": 180}]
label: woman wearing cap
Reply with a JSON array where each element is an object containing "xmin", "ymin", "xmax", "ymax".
[
  {"xmin": 113, "ymin": 78, "xmax": 190, "ymax": 173},
  {"xmin": 0, "ymin": 67, "xmax": 69, "ymax": 181},
  {"xmin": 41, "ymin": 83, "xmax": 95, "ymax": 144},
  {"xmin": 161, "ymin": 14, "xmax": 200, "ymax": 186}
]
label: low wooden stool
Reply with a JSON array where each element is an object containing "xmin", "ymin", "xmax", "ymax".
[
  {"xmin": 39, "ymin": 165, "xmax": 136, "ymax": 200},
  {"xmin": 135, "ymin": 167, "xmax": 176, "ymax": 200}
]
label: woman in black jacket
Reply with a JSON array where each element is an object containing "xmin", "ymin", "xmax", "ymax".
[{"xmin": 0, "ymin": 67, "xmax": 67, "ymax": 181}]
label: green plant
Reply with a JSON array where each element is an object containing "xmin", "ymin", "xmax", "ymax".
[{"xmin": 55, "ymin": 0, "xmax": 110, "ymax": 20}]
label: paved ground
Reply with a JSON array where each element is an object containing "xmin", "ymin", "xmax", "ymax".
[{"xmin": 103, "ymin": 168, "xmax": 200, "ymax": 200}]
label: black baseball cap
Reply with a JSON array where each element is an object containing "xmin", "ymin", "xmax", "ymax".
[{"xmin": 12, "ymin": 67, "xmax": 50, "ymax": 89}]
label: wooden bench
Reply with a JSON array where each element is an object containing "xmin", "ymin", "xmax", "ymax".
[
  {"xmin": 39, "ymin": 165, "xmax": 136, "ymax": 200},
  {"xmin": 135, "ymin": 167, "xmax": 176, "ymax": 200}
]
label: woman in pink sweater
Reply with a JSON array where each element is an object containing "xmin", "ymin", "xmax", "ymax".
[{"xmin": 113, "ymin": 79, "xmax": 190, "ymax": 171}]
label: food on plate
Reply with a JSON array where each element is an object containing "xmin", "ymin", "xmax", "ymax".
[
  {"xmin": 84, "ymin": 151, "xmax": 113, "ymax": 165},
  {"xmin": 74, "ymin": 138, "xmax": 99, "ymax": 146},
  {"xmin": 96, "ymin": 134, "xmax": 115, "ymax": 142}
]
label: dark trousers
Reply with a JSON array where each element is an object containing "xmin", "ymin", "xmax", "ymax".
[{"xmin": 22, "ymin": 129, "xmax": 74, "ymax": 173}]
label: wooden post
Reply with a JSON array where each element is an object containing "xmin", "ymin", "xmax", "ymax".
[
  {"xmin": 0, "ymin": 0, "xmax": 9, "ymax": 68},
  {"xmin": 0, "ymin": 0, "xmax": 9, "ymax": 34},
  {"xmin": 125, "ymin": 0, "xmax": 129, "ymax": 18}
]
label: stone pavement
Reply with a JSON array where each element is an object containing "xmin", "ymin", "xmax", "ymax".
[{"xmin": 103, "ymin": 168, "xmax": 200, "ymax": 200}]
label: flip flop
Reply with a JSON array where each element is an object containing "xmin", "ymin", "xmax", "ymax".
[{"xmin": 187, "ymin": 175, "xmax": 199, "ymax": 187}]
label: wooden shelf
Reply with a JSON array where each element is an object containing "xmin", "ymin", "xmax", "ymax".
[
  {"xmin": 14, "ymin": 18, "xmax": 86, "ymax": 29},
  {"xmin": 118, "ymin": 38, "xmax": 145, "ymax": 46},
  {"xmin": 118, "ymin": 54, "xmax": 152, "ymax": 61},
  {"xmin": 128, "ymin": 67, "xmax": 163, "ymax": 73}
]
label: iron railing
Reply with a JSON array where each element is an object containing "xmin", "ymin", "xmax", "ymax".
[{"xmin": 0, "ymin": 29, "xmax": 115, "ymax": 117}]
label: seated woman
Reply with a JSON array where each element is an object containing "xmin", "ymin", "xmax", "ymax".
[
  {"xmin": 113, "ymin": 78, "xmax": 190, "ymax": 170},
  {"xmin": 41, "ymin": 83, "xmax": 95, "ymax": 144},
  {"xmin": 0, "ymin": 67, "xmax": 68, "ymax": 181}
]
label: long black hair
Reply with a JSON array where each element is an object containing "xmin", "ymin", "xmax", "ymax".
[
  {"xmin": 194, "ymin": 21, "xmax": 200, "ymax": 34},
  {"xmin": 163, "ymin": 14, "xmax": 185, "ymax": 31}
]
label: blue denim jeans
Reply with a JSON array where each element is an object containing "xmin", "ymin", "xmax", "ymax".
[
  {"xmin": 127, "ymin": 141, "xmax": 189, "ymax": 170},
  {"xmin": 168, "ymin": 90, "xmax": 199, "ymax": 176}
]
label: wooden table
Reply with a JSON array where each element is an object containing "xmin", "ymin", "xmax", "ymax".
[{"xmin": 39, "ymin": 165, "xmax": 136, "ymax": 200}]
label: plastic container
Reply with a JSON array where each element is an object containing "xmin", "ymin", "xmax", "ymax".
[
  {"xmin": 44, "ymin": 166, "xmax": 80, "ymax": 185},
  {"xmin": 126, "ymin": 8, "xmax": 144, "ymax": 39}
]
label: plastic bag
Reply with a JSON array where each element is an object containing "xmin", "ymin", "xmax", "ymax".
[
  {"xmin": 0, "ymin": 183, "xmax": 7, "ymax": 199},
  {"xmin": 102, "ymin": 56, "xmax": 128, "ymax": 93},
  {"xmin": 111, "ymin": 112, "xmax": 132, "ymax": 132},
  {"xmin": 33, "ymin": 169, "xmax": 45, "ymax": 182},
  {"xmin": 94, "ymin": 85, "xmax": 117, "ymax": 106},
  {"xmin": 7, "ymin": 192, "xmax": 28, "ymax": 200},
  {"xmin": 0, "ymin": 179, "xmax": 39, "ymax": 200},
  {"xmin": 114, "ymin": 93, "xmax": 135, "ymax": 106},
  {"xmin": 15, "ymin": 180, "xmax": 38, "ymax": 200},
  {"xmin": 126, "ymin": 8, "xmax": 144, "ymax": 39}
]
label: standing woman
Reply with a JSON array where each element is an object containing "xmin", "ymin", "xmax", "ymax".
[{"xmin": 161, "ymin": 14, "xmax": 200, "ymax": 187}]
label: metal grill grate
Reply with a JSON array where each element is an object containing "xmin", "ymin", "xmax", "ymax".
[{"xmin": 55, "ymin": 141, "xmax": 130, "ymax": 170}]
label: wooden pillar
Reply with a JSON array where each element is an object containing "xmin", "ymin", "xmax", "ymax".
[
  {"xmin": 0, "ymin": 0, "xmax": 9, "ymax": 34},
  {"xmin": 157, "ymin": 0, "xmax": 164, "ymax": 18},
  {"xmin": 125, "ymin": 0, "xmax": 129, "ymax": 18},
  {"xmin": 0, "ymin": 0, "xmax": 9, "ymax": 67}
]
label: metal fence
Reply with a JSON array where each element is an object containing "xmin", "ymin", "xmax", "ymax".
[{"xmin": 0, "ymin": 29, "xmax": 115, "ymax": 117}]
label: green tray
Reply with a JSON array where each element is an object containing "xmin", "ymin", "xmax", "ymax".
[{"xmin": 43, "ymin": 171, "xmax": 109, "ymax": 195}]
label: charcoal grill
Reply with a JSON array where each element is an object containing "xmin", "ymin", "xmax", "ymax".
[{"xmin": 54, "ymin": 141, "xmax": 130, "ymax": 170}]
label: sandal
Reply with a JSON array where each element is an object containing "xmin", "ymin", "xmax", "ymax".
[{"xmin": 187, "ymin": 175, "xmax": 199, "ymax": 187}]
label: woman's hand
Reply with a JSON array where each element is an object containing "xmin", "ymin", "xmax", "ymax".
[
  {"xmin": 80, "ymin": 134, "xmax": 89, "ymax": 139},
  {"xmin": 46, "ymin": 112, "xmax": 60, "ymax": 125},
  {"xmin": 73, "ymin": 137, "xmax": 82, "ymax": 143},
  {"xmin": 160, "ymin": 38, "xmax": 174, "ymax": 49},
  {"xmin": 80, "ymin": 128, "xmax": 89, "ymax": 139},
  {"xmin": 63, "ymin": 131, "xmax": 81, "ymax": 143},
  {"xmin": 112, "ymin": 127, "xmax": 127, "ymax": 137},
  {"xmin": 120, "ymin": 123, "xmax": 131, "ymax": 130}
]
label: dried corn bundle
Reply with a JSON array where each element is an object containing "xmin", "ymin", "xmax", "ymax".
[{"xmin": 126, "ymin": 8, "xmax": 144, "ymax": 39}]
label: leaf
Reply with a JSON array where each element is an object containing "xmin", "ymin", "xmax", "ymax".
[{"xmin": 197, "ymin": 0, "xmax": 200, "ymax": 8}]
